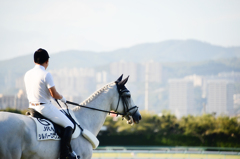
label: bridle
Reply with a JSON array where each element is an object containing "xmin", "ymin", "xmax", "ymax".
[
  {"xmin": 114, "ymin": 82, "xmax": 139, "ymax": 118},
  {"xmin": 64, "ymin": 82, "xmax": 139, "ymax": 119}
]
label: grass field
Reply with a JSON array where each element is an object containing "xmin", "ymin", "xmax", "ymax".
[{"xmin": 92, "ymin": 152, "xmax": 240, "ymax": 159}]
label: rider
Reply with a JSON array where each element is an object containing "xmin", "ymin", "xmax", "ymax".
[{"xmin": 24, "ymin": 48, "xmax": 78, "ymax": 159}]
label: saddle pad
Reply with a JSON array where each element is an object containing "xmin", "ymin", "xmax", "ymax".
[
  {"xmin": 31, "ymin": 117, "xmax": 61, "ymax": 140},
  {"xmin": 30, "ymin": 115, "xmax": 81, "ymax": 141}
]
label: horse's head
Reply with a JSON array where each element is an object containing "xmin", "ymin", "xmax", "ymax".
[{"xmin": 113, "ymin": 75, "xmax": 142, "ymax": 124}]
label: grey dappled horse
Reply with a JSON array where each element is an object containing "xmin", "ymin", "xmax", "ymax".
[{"xmin": 0, "ymin": 75, "xmax": 141, "ymax": 159}]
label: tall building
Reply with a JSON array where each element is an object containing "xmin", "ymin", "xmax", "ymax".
[
  {"xmin": 96, "ymin": 71, "xmax": 108, "ymax": 83},
  {"xmin": 144, "ymin": 61, "xmax": 163, "ymax": 111},
  {"xmin": 0, "ymin": 94, "xmax": 15, "ymax": 109},
  {"xmin": 0, "ymin": 90, "xmax": 28, "ymax": 110},
  {"xmin": 184, "ymin": 74, "xmax": 203, "ymax": 87},
  {"xmin": 15, "ymin": 89, "xmax": 29, "ymax": 110},
  {"xmin": 234, "ymin": 94, "xmax": 240, "ymax": 109},
  {"xmin": 109, "ymin": 61, "xmax": 140, "ymax": 82},
  {"xmin": 49, "ymin": 68, "xmax": 96, "ymax": 97},
  {"xmin": 206, "ymin": 80, "xmax": 234, "ymax": 116},
  {"xmin": 168, "ymin": 79, "xmax": 195, "ymax": 118},
  {"xmin": 15, "ymin": 76, "xmax": 25, "ymax": 90},
  {"xmin": 145, "ymin": 60, "xmax": 162, "ymax": 83},
  {"xmin": 96, "ymin": 71, "xmax": 109, "ymax": 89}
]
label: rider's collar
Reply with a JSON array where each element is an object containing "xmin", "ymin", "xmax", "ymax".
[{"xmin": 34, "ymin": 64, "xmax": 45, "ymax": 70}]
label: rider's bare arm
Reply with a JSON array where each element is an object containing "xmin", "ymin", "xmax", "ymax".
[{"xmin": 48, "ymin": 86, "xmax": 63, "ymax": 99}]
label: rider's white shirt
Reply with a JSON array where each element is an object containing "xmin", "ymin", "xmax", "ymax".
[{"xmin": 24, "ymin": 65, "xmax": 55, "ymax": 104}]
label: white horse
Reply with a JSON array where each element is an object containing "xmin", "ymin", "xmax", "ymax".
[{"xmin": 0, "ymin": 75, "xmax": 141, "ymax": 159}]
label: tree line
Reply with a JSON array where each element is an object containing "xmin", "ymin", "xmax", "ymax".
[{"xmin": 98, "ymin": 111, "xmax": 240, "ymax": 147}]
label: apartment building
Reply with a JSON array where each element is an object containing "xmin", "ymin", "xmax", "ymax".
[
  {"xmin": 206, "ymin": 80, "xmax": 234, "ymax": 116},
  {"xmin": 0, "ymin": 90, "xmax": 28, "ymax": 110},
  {"xmin": 168, "ymin": 79, "xmax": 195, "ymax": 118}
]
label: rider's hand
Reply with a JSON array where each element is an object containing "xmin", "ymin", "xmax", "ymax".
[{"xmin": 60, "ymin": 96, "xmax": 66, "ymax": 103}]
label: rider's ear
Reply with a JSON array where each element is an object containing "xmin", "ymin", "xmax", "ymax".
[
  {"xmin": 115, "ymin": 74, "xmax": 123, "ymax": 83},
  {"xmin": 118, "ymin": 76, "xmax": 129, "ymax": 86}
]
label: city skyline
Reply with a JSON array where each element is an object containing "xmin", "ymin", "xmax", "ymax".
[{"xmin": 1, "ymin": 60, "xmax": 240, "ymax": 118}]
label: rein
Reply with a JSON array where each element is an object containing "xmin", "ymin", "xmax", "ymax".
[
  {"xmin": 66, "ymin": 101, "xmax": 125, "ymax": 116},
  {"xmin": 66, "ymin": 100, "xmax": 138, "ymax": 118}
]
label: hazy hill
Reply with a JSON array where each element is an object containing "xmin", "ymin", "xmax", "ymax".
[
  {"xmin": 105, "ymin": 40, "xmax": 240, "ymax": 62},
  {"xmin": 1, "ymin": 39, "xmax": 240, "ymax": 94},
  {"xmin": 1, "ymin": 39, "xmax": 240, "ymax": 69}
]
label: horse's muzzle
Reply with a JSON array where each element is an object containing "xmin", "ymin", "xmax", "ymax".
[{"xmin": 132, "ymin": 110, "xmax": 141, "ymax": 124}]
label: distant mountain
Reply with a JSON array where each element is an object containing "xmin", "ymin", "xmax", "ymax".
[
  {"xmin": 106, "ymin": 39, "xmax": 240, "ymax": 62},
  {"xmin": 42, "ymin": 40, "xmax": 240, "ymax": 69},
  {"xmin": 1, "ymin": 39, "xmax": 240, "ymax": 94},
  {"xmin": 1, "ymin": 39, "xmax": 240, "ymax": 69}
]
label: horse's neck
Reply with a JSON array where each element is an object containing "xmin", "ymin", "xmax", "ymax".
[{"xmin": 73, "ymin": 83, "xmax": 116, "ymax": 136}]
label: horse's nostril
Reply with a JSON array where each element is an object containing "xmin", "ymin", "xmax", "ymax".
[{"xmin": 139, "ymin": 115, "xmax": 142, "ymax": 120}]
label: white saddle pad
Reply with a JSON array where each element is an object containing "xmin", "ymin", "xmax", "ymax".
[
  {"xmin": 30, "ymin": 109, "xmax": 81, "ymax": 141},
  {"xmin": 31, "ymin": 117, "xmax": 61, "ymax": 140}
]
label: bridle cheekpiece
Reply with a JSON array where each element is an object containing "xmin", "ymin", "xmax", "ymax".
[{"xmin": 114, "ymin": 81, "xmax": 139, "ymax": 122}]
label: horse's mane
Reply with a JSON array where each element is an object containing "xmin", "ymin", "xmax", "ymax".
[{"xmin": 73, "ymin": 82, "xmax": 115, "ymax": 111}]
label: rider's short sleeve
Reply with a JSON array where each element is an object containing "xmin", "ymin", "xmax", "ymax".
[{"xmin": 45, "ymin": 72, "xmax": 55, "ymax": 89}]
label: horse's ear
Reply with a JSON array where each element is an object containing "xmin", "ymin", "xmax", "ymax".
[
  {"xmin": 118, "ymin": 76, "xmax": 129, "ymax": 86},
  {"xmin": 115, "ymin": 74, "xmax": 123, "ymax": 83}
]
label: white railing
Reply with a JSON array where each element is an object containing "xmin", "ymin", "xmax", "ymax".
[{"xmin": 92, "ymin": 146, "xmax": 240, "ymax": 159}]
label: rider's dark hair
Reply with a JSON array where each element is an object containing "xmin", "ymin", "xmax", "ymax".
[{"xmin": 34, "ymin": 48, "xmax": 50, "ymax": 65}]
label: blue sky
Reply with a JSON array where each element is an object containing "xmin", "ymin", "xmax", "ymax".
[{"xmin": 0, "ymin": 0, "xmax": 240, "ymax": 60}]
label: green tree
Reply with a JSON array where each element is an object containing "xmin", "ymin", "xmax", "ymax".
[
  {"xmin": 157, "ymin": 110, "xmax": 179, "ymax": 135},
  {"xmin": 0, "ymin": 107, "xmax": 24, "ymax": 114},
  {"xmin": 214, "ymin": 116, "xmax": 240, "ymax": 135},
  {"xmin": 179, "ymin": 114, "xmax": 216, "ymax": 143}
]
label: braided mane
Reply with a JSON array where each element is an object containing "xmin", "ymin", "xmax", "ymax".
[{"xmin": 73, "ymin": 82, "xmax": 115, "ymax": 111}]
